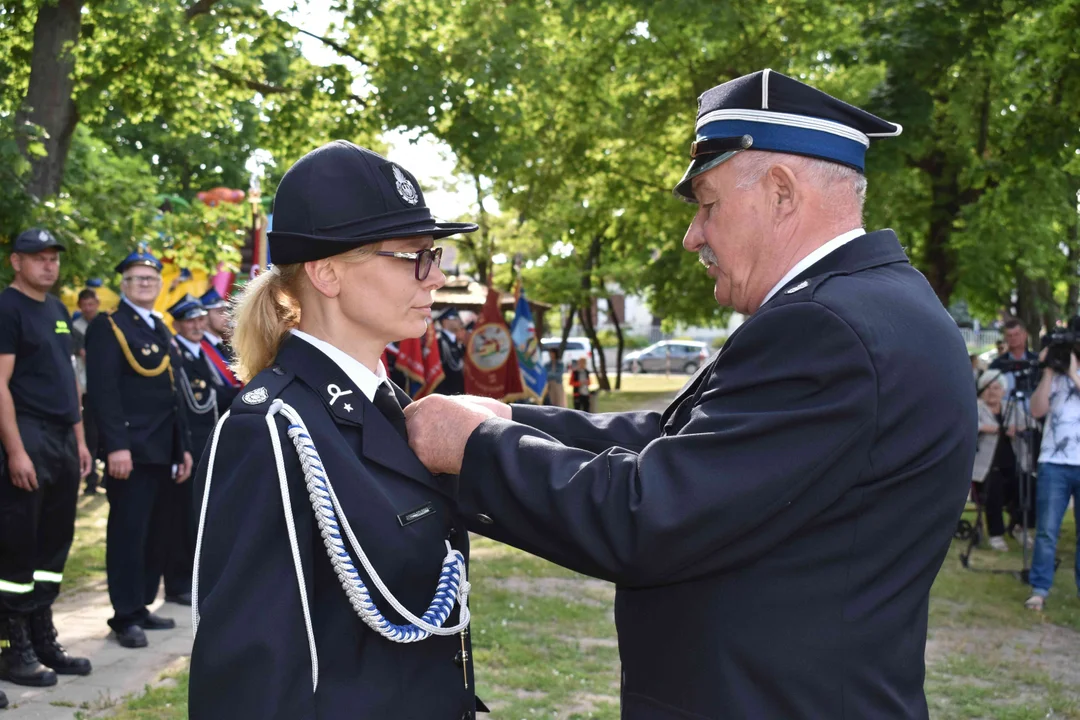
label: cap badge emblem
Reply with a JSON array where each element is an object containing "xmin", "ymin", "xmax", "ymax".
[
  {"xmin": 243, "ymin": 387, "xmax": 269, "ymax": 405},
  {"xmin": 392, "ymin": 165, "xmax": 419, "ymax": 206},
  {"xmin": 37, "ymin": 231, "xmax": 49, "ymax": 243}
]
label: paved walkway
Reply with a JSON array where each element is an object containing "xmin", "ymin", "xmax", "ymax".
[{"xmin": 1, "ymin": 581, "xmax": 192, "ymax": 718}]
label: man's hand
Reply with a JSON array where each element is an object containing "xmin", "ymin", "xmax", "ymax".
[
  {"xmin": 77, "ymin": 442, "xmax": 93, "ymax": 479},
  {"xmin": 404, "ymin": 395, "xmax": 497, "ymax": 475},
  {"xmin": 8, "ymin": 450, "xmax": 37, "ymax": 491},
  {"xmin": 108, "ymin": 449, "xmax": 133, "ymax": 480},
  {"xmin": 176, "ymin": 451, "xmax": 193, "ymax": 484}
]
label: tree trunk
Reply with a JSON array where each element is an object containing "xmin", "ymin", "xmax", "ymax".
[
  {"xmin": 607, "ymin": 294, "xmax": 624, "ymax": 391},
  {"xmin": 16, "ymin": 0, "xmax": 84, "ymax": 199},
  {"xmin": 1067, "ymin": 199, "xmax": 1080, "ymax": 319},
  {"xmin": 578, "ymin": 307, "xmax": 610, "ymax": 391},
  {"xmin": 558, "ymin": 304, "xmax": 576, "ymax": 360},
  {"xmin": 472, "ymin": 173, "xmax": 492, "ymax": 285},
  {"xmin": 923, "ymin": 158, "xmax": 960, "ymax": 305},
  {"xmin": 1013, "ymin": 271, "xmax": 1044, "ymax": 337},
  {"xmin": 576, "ymin": 232, "xmax": 609, "ymax": 391}
]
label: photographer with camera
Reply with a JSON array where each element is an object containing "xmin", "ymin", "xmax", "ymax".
[{"xmin": 1024, "ymin": 317, "xmax": 1080, "ymax": 611}]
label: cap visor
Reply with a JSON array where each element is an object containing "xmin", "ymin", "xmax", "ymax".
[{"xmin": 672, "ymin": 151, "xmax": 740, "ymax": 202}]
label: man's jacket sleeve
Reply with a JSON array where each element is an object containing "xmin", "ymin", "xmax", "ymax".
[{"xmin": 458, "ymin": 301, "xmax": 877, "ymax": 587}]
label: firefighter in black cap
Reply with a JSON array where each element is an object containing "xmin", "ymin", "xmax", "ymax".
[
  {"xmin": 0, "ymin": 229, "xmax": 93, "ymax": 692},
  {"xmin": 148, "ymin": 294, "xmax": 238, "ymax": 608},
  {"xmin": 85, "ymin": 246, "xmax": 193, "ymax": 649},
  {"xmin": 405, "ymin": 69, "xmax": 977, "ymax": 719},
  {"xmin": 434, "ymin": 306, "xmax": 467, "ymax": 395},
  {"xmin": 189, "ymin": 140, "xmax": 486, "ymax": 719}
]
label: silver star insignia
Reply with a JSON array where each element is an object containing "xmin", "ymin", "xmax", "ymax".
[{"xmin": 343, "ymin": 402, "xmax": 353, "ymax": 413}]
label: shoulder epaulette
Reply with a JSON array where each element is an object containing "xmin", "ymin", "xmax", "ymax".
[{"xmin": 230, "ymin": 363, "xmax": 296, "ymax": 414}]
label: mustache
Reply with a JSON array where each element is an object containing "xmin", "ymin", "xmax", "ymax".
[{"xmin": 698, "ymin": 245, "xmax": 718, "ymax": 267}]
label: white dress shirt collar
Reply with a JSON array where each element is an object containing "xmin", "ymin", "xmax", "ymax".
[
  {"xmin": 204, "ymin": 330, "xmax": 223, "ymax": 346},
  {"xmin": 760, "ymin": 228, "xmax": 866, "ymax": 309},
  {"xmin": 176, "ymin": 335, "xmax": 202, "ymax": 357},
  {"xmin": 290, "ymin": 329, "xmax": 386, "ymax": 402},
  {"xmin": 122, "ymin": 296, "xmax": 156, "ymax": 329}
]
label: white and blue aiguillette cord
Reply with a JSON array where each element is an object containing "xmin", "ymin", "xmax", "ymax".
[{"xmin": 192, "ymin": 399, "xmax": 471, "ymax": 691}]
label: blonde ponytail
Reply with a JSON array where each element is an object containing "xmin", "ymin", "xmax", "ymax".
[{"xmin": 229, "ymin": 264, "xmax": 305, "ymax": 384}]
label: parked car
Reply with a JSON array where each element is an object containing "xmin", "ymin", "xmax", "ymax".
[
  {"xmin": 539, "ymin": 337, "xmax": 593, "ymax": 368},
  {"xmin": 622, "ymin": 340, "xmax": 708, "ymax": 374}
]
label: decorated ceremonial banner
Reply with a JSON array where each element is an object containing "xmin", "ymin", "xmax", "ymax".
[
  {"xmin": 465, "ymin": 287, "xmax": 526, "ymax": 401},
  {"xmin": 510, "ymin": 281, "xmax": 547, "ymax": 403},
  {"xmin": 395, "ymin": 322, "xmax": 445, "ymax": 399}
]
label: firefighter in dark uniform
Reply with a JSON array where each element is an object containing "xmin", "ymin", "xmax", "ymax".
[
  {"xmin": 0, "ymin": 229, "xmax": 93, "ymax": 695},
  {"xmin": 199, "ymin": 288, "xmax": 236, "ymax": 367},
  {"xmin": 434, "ymin": 307, "xmax": 466, "ymax": 395},
  {"xmin": 189, "ymin": 140, "xmax": 487, "ymax": 719},
  {"xmin": 405, "ymin": 70, "xmax": 978, "ymax": 720},
  {"xmin": 85, "ymin": 247, "xmax": 193, "ymax": 649},
  {"xmin": 154, "ymin": 294, "xmax": 237, "ymax": 607}
]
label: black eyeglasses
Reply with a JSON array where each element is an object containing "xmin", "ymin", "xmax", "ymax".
[{"xmin": 374, "ymin": 247, "xmax": 443, "ymax": 281}]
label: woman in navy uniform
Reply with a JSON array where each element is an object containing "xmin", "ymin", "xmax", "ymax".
[{"xmin": 189, "ymin": 140, "xmax": 485, "ymax": 720}]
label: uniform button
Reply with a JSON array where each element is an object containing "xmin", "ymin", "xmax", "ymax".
[
  {"xmin": 453, "ymin": 649, "xmax": 465, "ymax": 667},
  {"xmin": 476, "ymin": 514, "xmax": 493, "ymax": 526},
  {"xmin": 272, "ymin": 366, "xmax": 285, "ymax": 376},
  {"xmin": 447, "ymin": 527, "xmax": 458, "ymax": 540}
]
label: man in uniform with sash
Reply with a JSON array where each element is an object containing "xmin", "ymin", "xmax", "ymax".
[
  {"xmin": 85, "ymin": 247, "xmax": 193, "ymax": 648},
  {"xmin": 199, "ymin": 289, "xmax": 239, "ymax": 385},
  {"xmin": 160, "ymin": 294, "xmax": 238, "ymax": 605}
]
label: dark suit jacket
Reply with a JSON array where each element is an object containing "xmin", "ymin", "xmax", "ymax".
[
  {"xmin": 458, "ymin": 230, "xmax": 977, "ymax": 719},
  {"xmin": 85, "ymin": 301, "xmax": 189, "ymax": 466},
  {"xmin": 189, "ymin": 335, "xmax": 480, "ymax": 720}
]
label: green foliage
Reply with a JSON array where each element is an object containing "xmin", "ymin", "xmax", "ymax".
[
  {"xmin": 595, "ymin": 328, "xmax": 650, "ymax": 349},
  {"xmin": 0, "ymin": 123, "xmax": 244, "ymax": 288}
]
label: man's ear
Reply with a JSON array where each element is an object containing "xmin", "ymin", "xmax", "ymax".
[
  {"xmin": 766, "ymin": 164, "xmax": 799, "ymax": 222},
  {"xmin": 304, "ymin": 258, "xmax": 341, "ymax": 298}
]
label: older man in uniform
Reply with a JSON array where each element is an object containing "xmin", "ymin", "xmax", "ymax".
[
  {"xmin": 0, "ymin": 229, "xmax": 94, "ymax": 695},
  {"xmin": 406, "ymin": 70, "xmax": 976, "ymax": 719},
  {"xmin": 85, "ymin": 247, "xmax": 193, "ymax": 648}
]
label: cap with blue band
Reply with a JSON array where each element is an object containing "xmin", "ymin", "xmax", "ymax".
[{"xmin": 674, "ymin": 69, "xmax": 902, "ymax": 202}]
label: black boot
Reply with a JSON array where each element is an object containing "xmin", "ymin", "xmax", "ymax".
[
  {"xmin": 0, "ymin": 687, "xmax": 7, "ymax": 709},
  {"xmin": 0, "ymin": 615, "xmax": 57, "ymax": 687},
  {"xmin": 30, "ymin": 608, "xmax": 92, "ymax": 676}
]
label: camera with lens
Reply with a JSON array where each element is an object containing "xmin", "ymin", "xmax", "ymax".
[{"xmin": 1040, "ymin": 317, "xmax": 1080, "ymax": 374}]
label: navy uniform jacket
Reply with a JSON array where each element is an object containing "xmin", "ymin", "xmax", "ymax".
[
  {"xmin": 189, "ymin": 335, "xmax": 481, "ymax": 720},
  {"xmin": 85, "ymin": 302, "xmax": 190, "ymax": 466},
  {"xmin": 177, "ymin": 342, "xmax": 238, "ymax": 458},
  {"xmin": 458, "ymin": 230, "xmax": 976, "ymax": 719},
  {"xmin": 435, "ymin": 331, "xmax": 466, "ymax": 395}
]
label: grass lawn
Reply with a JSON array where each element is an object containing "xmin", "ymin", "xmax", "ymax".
[
  {"xmin": 575, "ymin": 372, "xmax": 689, "ymax": 414},
  {"xmin": 62, "ymin": 492, "xmax": 109, "ymax": 596}
]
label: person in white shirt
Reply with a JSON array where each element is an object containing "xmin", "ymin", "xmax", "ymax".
[{"xmin": 1024, "ymin": 319, "xmax": 1080, "ymax": 611}]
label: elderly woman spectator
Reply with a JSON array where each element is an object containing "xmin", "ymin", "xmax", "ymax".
[{"xmin": 973, "ymin": 369, "xmax": 1028, "ymax": 550}]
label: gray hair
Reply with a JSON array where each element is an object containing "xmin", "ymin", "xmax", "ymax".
[{"xmin": 732, "ymin": 151, "xmax": 867, "ymax": 218}]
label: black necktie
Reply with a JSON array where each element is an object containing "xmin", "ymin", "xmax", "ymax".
[{"xmin": 372, "ymin": 382, "xmax": 408, "ymax": 440}]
